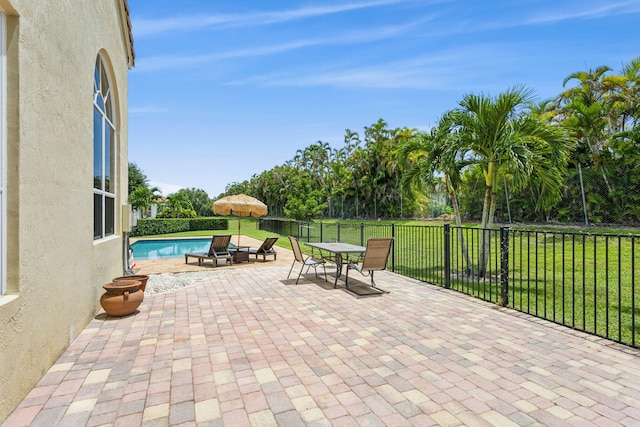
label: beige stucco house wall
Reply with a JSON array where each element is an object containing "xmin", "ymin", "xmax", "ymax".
[{"xmin": 0, "ymin": 0, "xmax": 134, "ymax": 421}]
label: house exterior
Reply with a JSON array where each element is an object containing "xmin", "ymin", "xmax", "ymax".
[{"xmin": 0, "ymin": 0, "xmax": 134, "ymax": 421}]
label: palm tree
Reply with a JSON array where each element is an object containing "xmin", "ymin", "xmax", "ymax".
[
  {"xmin": 347, "ymin": 146, "xmax": 368, "ymax": 218},
  {"xmin": 447, "ymin": 86, "xmax": 571, "ymax": 276},
  {"xmin": 559, "ymin": 66, "xmax": 614, "ymax": 191},
  {"xmin": 343, "ymin": 128, "xmax": 361, "ymax": 154},
  {"xmin": 128, "ymin": 186, "xmax": 160, "ymax": 218},
  {"xmin": 362, "ymin": 119, "xmax": 396, "ymax": 218},
  {"xmin": 560, "ymin": 66, "xmax": 612, "ymax": 106},
  {"xmin": 607, "ymin": 56, "xmax": 640, "ymax": 133},
  {"xmin": 398, "ymin": 121, "xmax": 475, "ymax": 274},
  {"xmin": 159, "ymin": 193, "xmax": 196, "ymax": 218}
]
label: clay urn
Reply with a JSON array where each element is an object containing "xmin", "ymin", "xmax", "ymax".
[
  {"xmin": 112, "ymin": 274, "xmax": 149, "ymax": 292},
  {"xmin": 100, "ymin": 280, "xmax": 143, "ymax": 317}
]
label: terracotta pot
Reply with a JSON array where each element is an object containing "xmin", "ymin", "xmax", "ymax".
[
  {"xmin": 112, "ymin": 274, "xmax": 149, "ymax": 292},
  {"xmin": 100, "ymin": 281, "xmax": 143, "ymax": 317}
]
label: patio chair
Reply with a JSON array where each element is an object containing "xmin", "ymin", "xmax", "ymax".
[
  {"xmin": 185, "ymin": 234, "xmax": 233, "ymax": 267},
  {"xmin": 287, "ymin": 236, "xmax": 327, "ymax": 284},
  {"xmin": 344, "ymin": 237, "xmax": 393, "ymax": 296},
  {"xmin": 247, "ymin": 236, "xmax": 279, "ymax": 261}
]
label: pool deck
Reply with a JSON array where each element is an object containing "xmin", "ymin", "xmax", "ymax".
[
  {"xmin": 3, "ymin": 236, "xmax": 640, "ymax": 426},
  {"xmin": 131, "ymin": 236, "xmax": 295, "ymax": 275}
]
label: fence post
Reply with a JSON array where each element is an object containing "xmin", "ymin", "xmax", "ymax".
[
  {"xmin": 320, "ymin": 222, "xmax": 323, "ymax": 242},
  {"xmin": 391, "ymin": 223, "xmax": 395, "ymax": 272},
  {"xmin": 337, "ymin": 223, "xmax": 341, "ymax": 242},
  {"xmin": 444, "ymin": 224, "xmax": 451, "ymax": 289},
  {"xmin": 500, "ymin": 226, "xmax": 509, "ymax": 306},
  {"xmin": 360, "ymin": 223, "xmax": 364, "ymax": 246}
]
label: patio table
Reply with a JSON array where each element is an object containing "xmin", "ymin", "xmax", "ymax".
[
  {"xmin": 305, "ymin": 242, "xmax": 366, "ymax": 288},
  {"xmin": 229, "ymin": 245, "xmax": 250, "ymax": 263}
]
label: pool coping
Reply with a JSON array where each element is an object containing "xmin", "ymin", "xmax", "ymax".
[{"xmin": 128, "ymin": 236, "xmax": 295, "ymax": 275}]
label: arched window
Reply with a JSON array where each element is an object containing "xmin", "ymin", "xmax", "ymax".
[{"xmin": 93, "ymin": 55, "xmax": 116, "ymax": 240}]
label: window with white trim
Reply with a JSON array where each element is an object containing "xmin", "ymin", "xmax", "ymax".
[
  {"xmin": 0, "ymin": 12, "xmax": 6, "ymax": 295},
  {"xmin": 93, "ymin": 56, "xmax": 116, "ymax": 240}
]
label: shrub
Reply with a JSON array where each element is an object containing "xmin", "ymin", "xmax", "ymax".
[
  {"xmin": 426, "ymin": 200, "xmax": 453, "ymax": 218},
  {"xmin": 131, "ymin": 217, "xmax": 228, "ymax": 236},
  {"xmin": 188, "ymin": 218, "xmax": 228, "ymax": 231}
]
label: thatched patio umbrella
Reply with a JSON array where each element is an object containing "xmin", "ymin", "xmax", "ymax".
[{"xmin": 213, "ymin": 194, "xmax": 268, "ymax": 245}]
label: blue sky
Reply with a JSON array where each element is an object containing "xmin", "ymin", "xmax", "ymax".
[{"xmin": 127, "ymin": 0, "xmax": 640, "ymax": 198}]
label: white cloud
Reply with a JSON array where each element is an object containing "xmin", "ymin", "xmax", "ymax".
[
  {"xmin": 133, "ymin": 18, "xmax": 431, "ymax": 72},
  {"xmin": 132, "ymin": 0, "xmax": 426, "ymax": 37},
  {"xmin": 227, "ymin": 44, "xmax": 517, "ymax": 90},
  {"xmin": 149, "ymin": 181, "xmax": 184, "ymax": 196},
  {"xmin": 525, "ymin": 1, "xmax": 640, "ymax": 25}
]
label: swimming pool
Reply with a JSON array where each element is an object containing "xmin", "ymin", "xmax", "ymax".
[{"xmin": 130, "ymin": 238, "xmax": 213, "ymax": 260}]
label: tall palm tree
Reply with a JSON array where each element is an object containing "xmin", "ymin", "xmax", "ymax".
[
  {"xmin": 447, "ymin": 86, "xmax": 571, "ymax": 276},
  {"xmin": 327, "ymin": 147, "xmax": 350, "ymax": 218},
  {"xmin": 363, "ymin": 119, "xmax": 396, "ymax": 218},
  {"xmin": 399, "ymin": 121, "xmax": 475, "ymax": 274},
  {"xmin": 559, "ymin": 66, "xmax": 614, "ymax": 191}
]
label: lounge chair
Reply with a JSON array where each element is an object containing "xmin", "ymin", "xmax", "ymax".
[
  {"xmin": 247, "ymin": 236, "xmax": 279, "ymax": 261},
  {"xmin": 185, "ymin": 234, "xmax": 233, "ymax": 267},
  {"xmin": 287, "ymin": 236, "xmax": 327, "ymax": 284},
  {"xmin": 344, "ymin": 237, "xmax": 393, "ymax": 296}
]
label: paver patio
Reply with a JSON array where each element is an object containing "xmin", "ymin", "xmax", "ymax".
[{"xmin": 3, "ymin": 243, "xmax": 640, "ymax": 426}]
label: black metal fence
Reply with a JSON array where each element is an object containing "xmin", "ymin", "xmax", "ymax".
[{"xmin": 259, "ymin": 218, "xmax": 639, "ymax": 349}]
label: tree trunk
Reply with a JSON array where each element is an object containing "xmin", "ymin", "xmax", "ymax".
[
  {"xmin": 478, "ymin": 184, "xmax": 493, "ymax": 277},
  {"xmin": 479, "ymin": 188, "xmax": 498, "ymax": 277},
  {"xmin": 448, "ymin": 177, "xmax": 473, "ymax": 276},
  {"xmin": 478, "ymin": 163, "xmax": 494, "ymax": 277}
]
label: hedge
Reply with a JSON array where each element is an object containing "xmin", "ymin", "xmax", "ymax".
[{"xmin": 131, "ymin": 218, "xmax": 229, "ymax": 236}]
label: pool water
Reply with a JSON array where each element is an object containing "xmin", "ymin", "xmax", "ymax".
[{"xmin": 131, "ymin": 238, "xmax": 214, "ymax": 260}]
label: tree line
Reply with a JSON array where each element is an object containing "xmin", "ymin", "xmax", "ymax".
[
  {"xmin": 128, "ymin": 163, "xmax": 213, "ymax": 219},
  {"xmin": 221, "ymin": 57, "xmax": 640, "ymax": 226}
]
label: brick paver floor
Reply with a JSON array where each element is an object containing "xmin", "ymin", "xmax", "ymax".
[{"xmin": 4, "ymin": 261, "xmax": 640, "ymax": 426}]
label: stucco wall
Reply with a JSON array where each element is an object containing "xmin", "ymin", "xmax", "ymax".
[{"xmin": 0, "ymin": 0, "xmax": 131, "ymax": 421}]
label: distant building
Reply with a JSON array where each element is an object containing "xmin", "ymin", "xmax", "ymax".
[
  {"xmin": 0, "ymin": 0, "xmax": 134, "ymax": 421},
  {"xmin": 133, "ymin": 202, "xmax": 159, "ymax": 221}
]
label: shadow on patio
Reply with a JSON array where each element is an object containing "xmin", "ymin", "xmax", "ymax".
[{"xmin": 4, "ymin": 243, "xmax": 640, "ymax": 426}]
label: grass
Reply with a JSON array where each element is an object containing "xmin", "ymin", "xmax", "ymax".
[
  {"xmin": 504, "ymin": 231, "xmax": 638, "ymax": 345},
  {"xmin": 394, "ymin": 226, "xmax": 640, "ymax": 347}
]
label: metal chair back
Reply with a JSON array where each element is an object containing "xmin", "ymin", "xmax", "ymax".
[
  {"xmin": 361, "ymin": 237, "xmax": 393, "ymax": 271},
  {"xmin": 287, "ymin": 236, "xmax": 327, "ymax": 284},
  {"xmin": 288, "ymin": 236, "xmax": 305, "ymax": 262}
]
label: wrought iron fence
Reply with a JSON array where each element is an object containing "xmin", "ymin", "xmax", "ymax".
[{"xmin": 259, "ymin": 218, "xmax": 639, "ymax": 348}]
